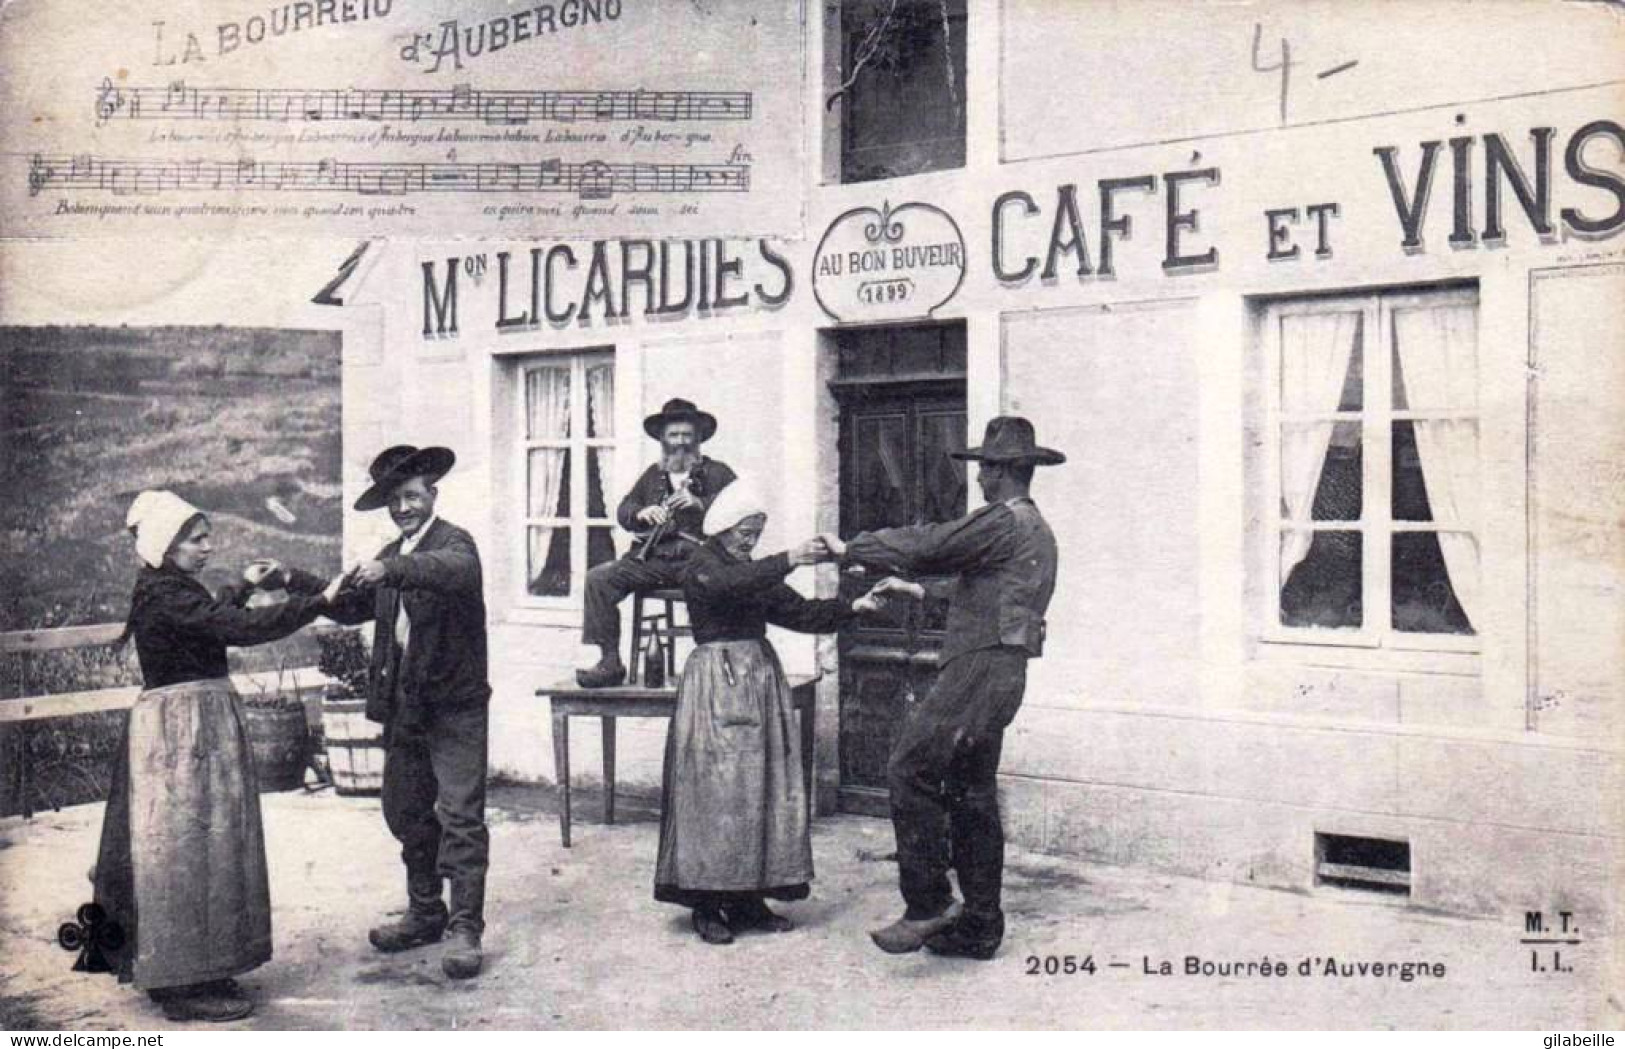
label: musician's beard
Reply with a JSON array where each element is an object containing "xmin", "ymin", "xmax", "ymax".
[{"xmin": 661, "ymin": 447, "xmax": 698, "ymax": 474}]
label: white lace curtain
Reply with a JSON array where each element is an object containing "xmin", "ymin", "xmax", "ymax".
[
  {"xmin": 526, "ymin": 366, "xmax": 570, "ymax": 587},
  {"xmin": 585, "ymin": 362, "xmax": 614, "ymax": 440},
  {"xmin": 1393, "ymin": 305, "xmax": 1480, "ymax": 630},
  {"xmin": 1279, "ymin": 311, "xmax": 1361, "ymax": 580},
  {"xmin": 585, "ymin": 362, "xmax": 615, "ymax": 520}
]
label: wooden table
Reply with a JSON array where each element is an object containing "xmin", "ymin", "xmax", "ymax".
[{"xmin": 538, "ymin": 673, "xmax": 819, "ymax": 847}]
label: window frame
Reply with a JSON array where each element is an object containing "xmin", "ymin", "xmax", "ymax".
[
  {"xmin": 831, "ymin": 0, "xmax": 968, "ymax": 185},
  {"xmin": 1259, "ymin": 286, "xmax": 1481, "ymax": 656},
  {"xmin": 514, "ymin": 349, "xmax": 616, "ymax": 610}
]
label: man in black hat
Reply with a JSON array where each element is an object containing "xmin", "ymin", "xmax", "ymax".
[
  {"xmin": 319, "ymin": 445, "xmax": 493, "ymax": 979},
  {"xmin": 822, "ymin": 416, "xmax": 1063, "ymax": 961},
  {"xmin": 576, "ymin": 397, "xmax": 737, "ymax": 688}
]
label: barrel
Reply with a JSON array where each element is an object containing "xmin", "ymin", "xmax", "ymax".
[
  {"xmin": 322, "ymin": 697, "xmax": 385, "ymax": 796},
  {"xmin": 244, "ymin": 703, "xmax": 311, "ymax": 793}
]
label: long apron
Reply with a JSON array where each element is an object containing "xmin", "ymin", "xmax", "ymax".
[
  {"xmin": 93, "ymin": 678, "xmax": 273, "ymax": 989},
  {"xmin": 654, "ymin": 639, "xmax": 812, "ymax": 904}
]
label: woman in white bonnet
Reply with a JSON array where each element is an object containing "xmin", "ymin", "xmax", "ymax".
[
  {"xmin": 91, "ymin": 490, "xmax": 338, "ymax": 1023},
  {"xmin": 653, "ymin": 485, "xmax": 887, "ymax": 944}
]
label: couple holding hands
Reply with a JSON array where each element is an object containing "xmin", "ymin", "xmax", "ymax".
[
  {"xmin": 645, "ymin": 405, "xmax": 1064, "ymax": 964},
  {"xmin": 98, "ymin": 447, "xmax": 490, "ymax": 1023}
]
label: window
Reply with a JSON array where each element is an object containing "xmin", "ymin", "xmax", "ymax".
[
  {"xmin": 834, "ymin": 0, "xmax": 966, "ymax": 183},
  {"xmin": 1262, "ymin": 288, "xmax": 1480, "ymax": 651},
  {"xmin": 519, "ymin": 351, "xmax": 616, "ymax": 602}
]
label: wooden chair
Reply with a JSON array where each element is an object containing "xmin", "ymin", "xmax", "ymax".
[{"xmin": 628, "ymin": 588, "xmax": 690, "ymax": 686}]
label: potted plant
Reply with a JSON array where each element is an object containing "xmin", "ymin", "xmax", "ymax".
[
  {"xmin": 315, "ymin": 627, "xmax": 383, "ymax": 796},
  {"xmin": 317, "ymin": 625, "xmax": 370, "ymax": 700}
]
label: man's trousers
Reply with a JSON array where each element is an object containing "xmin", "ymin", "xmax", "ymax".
[
  {"xmin": 886, "ymin": 647, "xmax": 1028, "ymax": 936},
  {"xmin": 381, "ymin": 703, "xmax": 490, "ymax": 934},
  {"xmin": 580, "ymin": 553, "xmax": 687, "ymax": 653}
]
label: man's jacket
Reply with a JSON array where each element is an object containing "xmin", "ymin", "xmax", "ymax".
[
  {"xmin": 311, "ymin": 518, "xmax": 491, "ymax": 726},
  {"xmin": 615, "ymin": 456, "xmax": 737, "ymax": 559},
  {"xmin": 844, "ymin": 497, "xmax": 1058, "ymax": 666}
]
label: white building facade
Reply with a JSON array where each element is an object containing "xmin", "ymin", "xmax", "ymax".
[{"xmin": 330, "ymin": 0, "xmax": 1625, "ymax": 920}]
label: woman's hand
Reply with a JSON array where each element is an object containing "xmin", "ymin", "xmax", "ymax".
[
  {"xmin": 818, "ymin": 533, "xmax": 848, "ymax": 559},
  {"xmin": 243, "ymin": 558, "xmax": 289, "ymax": 590},
  {"xmin": 788, "ymin": 537, "xmax": 828, "ymax": 566},
  {"xmin": 872, "ymin": 576, "xmax": 926, "ymax": 602}
]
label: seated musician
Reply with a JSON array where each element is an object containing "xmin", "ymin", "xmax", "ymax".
[{"xmin": 576, "ymin": 397, "xmax": 737, "ymax": 688}]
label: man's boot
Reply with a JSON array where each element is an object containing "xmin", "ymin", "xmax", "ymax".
[
  {"xmin": 442, "ymin": 874, "xmax": 485, "ymax": 978},
  {"xmin": 370, "ymin": 875, "xmax": 447, "ymax": 953},
  {"xmin": 442, "ymin": 924, "xmax": 482, "ymax": 979},
  {"xmin": 576, "ymin": 648, "xmax": 626, "ymax": 689},
  {"xmin": 369, "ymin": 906, "xmax": 447, "ymax": 953},
  {"xmin": 924, "ymin": 910, "xmax": 1004, "ymax": 961}
]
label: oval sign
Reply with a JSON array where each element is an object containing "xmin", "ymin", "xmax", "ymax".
[{"xmin": 812, "ymin": 201, "xmax": 966, "ymax": 323}]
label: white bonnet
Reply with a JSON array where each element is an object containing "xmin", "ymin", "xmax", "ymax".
[
  {"xmin": 126, "ymin": 490, "xmax": 204, "ymax": 568},
  {"xmin": 702, "ymin": 484, "xmax": 769, "ymax": 537}
]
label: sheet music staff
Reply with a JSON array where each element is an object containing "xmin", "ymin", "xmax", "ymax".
[
  {"xmin": 95, "ymin": 79, "xmax": 754, "ymax": 127},
  {"xmin": 27, "ymin": 154, "xmax": 750, "ymax": 200}
]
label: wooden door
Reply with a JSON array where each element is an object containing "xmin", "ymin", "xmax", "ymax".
[{"xmin": 835, "ymin": 384, "xmax": 967, "ymax": 814}]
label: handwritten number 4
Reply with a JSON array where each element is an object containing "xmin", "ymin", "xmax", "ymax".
[
  {"xmin": 1250, "ymin": 23, "xmax": 1294, "ymax": 125},
  {"xmin": 1252, "ymin": 23, "xmax": 1358, "ymax": 126}
]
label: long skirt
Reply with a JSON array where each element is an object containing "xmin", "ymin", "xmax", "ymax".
[
  {"xmin": 654, "ymin": 639, "xmax": 811, "ymax": 908},
  {"xmin": 92, "ymin": 678, "xmax": 273, "ymax": 990}
]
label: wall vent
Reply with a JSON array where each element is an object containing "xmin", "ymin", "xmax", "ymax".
[{"xmin": 1315, "ymin": 833, "xmax": 1411, "ymax": 896}]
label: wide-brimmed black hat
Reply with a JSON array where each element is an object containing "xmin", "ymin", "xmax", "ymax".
[
  {"xmin": 951, "ymin": 416, "xmax": 1066, "ymax": 466},
  {"xmin": 643, "ymin": 397, "xmax": 718, "ymax": 442},
  {"xmin": 354, "ymin": 445, "xmax": 456, "ymax": 511}
]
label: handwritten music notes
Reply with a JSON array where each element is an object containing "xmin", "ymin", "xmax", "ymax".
[
  {"xmin": 94, "ymin": 79, "xmax": 753, "ymax": 127},
  {"xmin": 27, "ymin": 153, "xmax": 751, "ymax": 199}
]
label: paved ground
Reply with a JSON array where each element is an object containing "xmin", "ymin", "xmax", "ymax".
[{"xmin": 1, "ymin": 785, "xmax": 1619, "ymax": 1030}]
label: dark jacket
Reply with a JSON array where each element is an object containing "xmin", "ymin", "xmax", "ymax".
[
  {"xmin": 616, "ymin": 456, "xmax": 737, "ymax": 560},
  {"xmin": 126, "ymin": 564, "xmax": 327, "ymax": 689},
  {"xmin": 843, "ymin": 497, "xmax": 1058, "ymax": 666},
  {"xmin": 682, "ymin": 540, "xmax": 855, "ymax": 644},
  {"xmin": 315, "ymin": 518, "xmax": 491, "ymax": 726}
]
